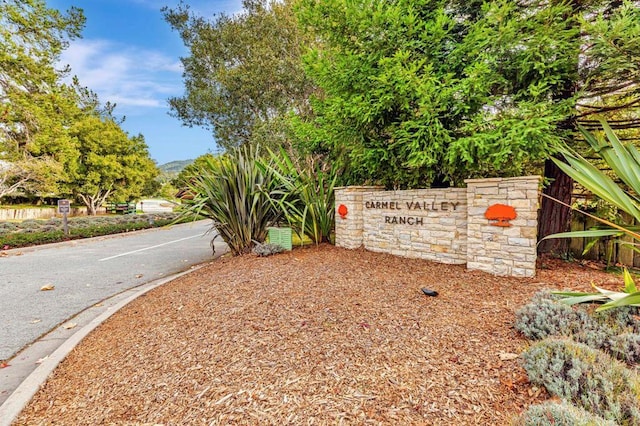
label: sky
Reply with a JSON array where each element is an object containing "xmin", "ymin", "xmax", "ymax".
[{"xmin": 47, "ymin": 0, "xmax": 244, "ymax": 165}]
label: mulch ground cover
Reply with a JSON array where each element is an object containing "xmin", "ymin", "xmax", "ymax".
[{"xmin": 15, "ymin": 245, "xmax": 622, "ymax": 425}]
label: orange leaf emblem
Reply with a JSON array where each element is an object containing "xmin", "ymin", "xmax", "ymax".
[
  {"xmin": 485, "ymin": 204, "xmax": 517, "ymax": 227},
  {"xmin": 337, "ymin": 204, "xmax": 348, "ymax": 219}
]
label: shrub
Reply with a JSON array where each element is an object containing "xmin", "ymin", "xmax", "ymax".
[
  {"xmin": 1, "ymin": 230, "xmax": 65, "ymax": 247},
  {"xmin": 610, "ymin": 333, "xmax": 640, "ymax": 364},
  {"xmin": 0, "ymin": 212, "xmax": 184, "ymax": 248},
  {"xmin": 19, "ymin": 219, "xmax": 41, "ymax": 229},
  {"xmin": 521, "ymin": 339, "xmax": 640, "ymax": 424},
  {"xmin": 0, "ymin": 222, "xmax": 18, "ymax": 234},
  {"xmin": 515, "ymin": 291, "xmax": 583, "ymax": 340},
  {"xmin": 516, "ymin": 291, "xmax": 640, "ymax": 363},
  {"xmin": 514, "ymin": 401, "xmax": 616, "ymax": 426},
  {"xmin": 593, "ymin": 306, "xmax": 640, "ymax": 334},
  {"xmin": 180, "ymin": 145, "xmax": 280, "ymax": 255},
  {"xmin": 252, "ymin": 243, "xmax": 285, "ymax": 257}
]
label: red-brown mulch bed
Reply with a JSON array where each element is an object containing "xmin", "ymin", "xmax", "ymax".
[{"xmin": 15, "ymin": 245, "xmax": 621, "ymax": 425}]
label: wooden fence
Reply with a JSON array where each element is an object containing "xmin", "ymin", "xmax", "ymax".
[{"xmin": 568, "ymin": 211, "xmax": 640, "ymax": 267}]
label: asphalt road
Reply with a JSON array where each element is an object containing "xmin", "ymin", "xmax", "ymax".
[{"xmin": 0, "ymin": 220, "xmax": 223, "ymax": 362}]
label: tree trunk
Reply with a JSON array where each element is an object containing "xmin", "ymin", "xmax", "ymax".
[
  {"xmin": 536, "ymin": 0, "xmax": 582, "ymax": 256},
  {"xmin": 537, "ymin": 158, "xmax": 573, "ymax": 255}
]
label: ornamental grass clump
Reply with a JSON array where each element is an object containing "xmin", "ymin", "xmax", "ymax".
[
  {"xmin": 543, "ymin": 121, "xmax": 640, "ymax": 312},
  {"xmin": 521, "ymin": 339, "xmax": 640, "ymax": 424},
  {"xmin": 514, "ymin": 401, "xmax": 616, "ymax": 426}
]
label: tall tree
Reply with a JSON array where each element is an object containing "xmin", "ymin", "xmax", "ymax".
[
  {"xmin": 295, "ymin": 0, "xmax": 580, "ymax": 187},
  {"xmin": 539, "ymin": 1, "xmax": 640, "ymax": 253},
  {"xmin": 65, "ymin": 116, "xmax": 158, "ymax": 215},
  {"xmin": 295, "ymin": 0, "xmax": 640, "ymax": 253},
  {"xmin": 163, "ymin": 0, "xmax": 316, "ymax": 151},
  {"xmin": 0, "ymin": 0, "xmax": 85, "ymax": 197}
]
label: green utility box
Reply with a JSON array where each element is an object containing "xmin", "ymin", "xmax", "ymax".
[{"xmin": 267, "ymin": 227, "xmax": 292, "ymax": 251}]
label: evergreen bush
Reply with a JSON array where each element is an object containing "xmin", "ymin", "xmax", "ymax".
[
  {"xmin": 252, "ymin": 243, "xmax": 285, "ymax": 257},
  {"xmin": 514, "ymin": 401, "xmax": 616, "ymax": 426},
  {"xmin": 516, "ymin": 291, "xmax": 640, "ymax": 363},
  {"xmin": 521, "ymin": 339, "xmax": 640, "ymax": 424}
]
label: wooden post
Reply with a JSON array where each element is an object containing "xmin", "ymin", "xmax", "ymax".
[{"xmin": 619, "ymin": 212, "xmax": 634, "ymax": 267}]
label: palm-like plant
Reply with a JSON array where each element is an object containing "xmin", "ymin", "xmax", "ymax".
[
  {"xmin": 181, "ymin": 145, "xmax": 280, "ymax": 255},
  {"xmin": 261, "ymin": 148, "xmax": 337, "ymax": 244},
  {"xmin": 544, "ymin": 120, "xmax": 640, "ymax": 311}
]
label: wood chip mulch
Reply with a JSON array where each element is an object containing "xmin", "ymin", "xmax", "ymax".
[{"xmin": 15, "ymin": 245, "xmax": 622, "ymax": 425}]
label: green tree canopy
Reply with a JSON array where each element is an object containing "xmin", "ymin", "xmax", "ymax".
[
  {"xmin": 163, "ymin": 0, "xmax": 316, "ymax": 150},
  {"xmin": 294, "ymin": 0, "xmax": 640, "ymax": 254},
  {"xmin": 0, "ymin": 0, "xmax": 85, "ymax": 197},
  {"xmin": 293, "ymin": 0, "xmax": 587, "ymax": 187},
  {"xmin": 65, "ymin": 116, "xmax": 158, "ymax": 215}
]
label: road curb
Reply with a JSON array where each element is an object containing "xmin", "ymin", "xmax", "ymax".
[{"xmin": 0, "ymin": 264, "xmax": 208, "ymax": 426}]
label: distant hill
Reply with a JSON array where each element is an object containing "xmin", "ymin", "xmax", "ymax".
[{"xmin": 158, "ymin": 160, "xmax": 194, "ymax": 174}]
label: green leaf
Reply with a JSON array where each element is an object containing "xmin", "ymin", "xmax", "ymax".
[
  {"xmin": 541, "ymin": 229, "xmax": 624, "ymax": 240},
  {"xmin": 623, "ymin": 268, "xmax": 637, "ymax": 294},
  {"xmin": 558, "ymin": 294, "xmax": 609, "ymax": 305},
  {"xmin": 595, "ymin": 291, "xmax": 640, "ymax": 312},
  {"xmin": 551, "ymin": 290, "xmax": 598, "ymax": 297}
]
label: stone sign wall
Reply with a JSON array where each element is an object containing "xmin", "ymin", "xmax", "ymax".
[{"xmin": 335, "ymin": 176, "xmax": 541, "ymax": 277}]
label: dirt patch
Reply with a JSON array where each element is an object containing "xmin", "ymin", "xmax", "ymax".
[{"xmin": 15, "ymin": 245, "xmax": 621, "ymax": 425}]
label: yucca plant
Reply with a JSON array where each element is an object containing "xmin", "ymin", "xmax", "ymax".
[
  {"xmin": 260, "ymin": 148, "xmax": 337, "ymax": 244},
  {"xmin": 181, "ymin": 145, "xmax": 280, "ymax": 255},
  {"xmin": 543, "ymin": 119, "xmax": 640, "ymax": 311}
]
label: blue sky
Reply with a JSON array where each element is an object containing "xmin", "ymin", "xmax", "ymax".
[{"xmin": 47, "ymin": 0, "xmax": 243, "ymax": 165}]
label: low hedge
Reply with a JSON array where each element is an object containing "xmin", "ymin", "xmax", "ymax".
[{"xmin": 0, "ymin": 213, "xmax": 195, "ymax": 249}]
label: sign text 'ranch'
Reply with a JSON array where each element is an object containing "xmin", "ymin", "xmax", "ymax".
[{"xmin": 365, "ymin": 200, "xmax": 462, "ymax": 226}]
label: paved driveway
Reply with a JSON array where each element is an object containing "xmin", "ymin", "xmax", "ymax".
[{"xmin": 0, "ymin": 220, "xmax": 224, "ymax": 361}]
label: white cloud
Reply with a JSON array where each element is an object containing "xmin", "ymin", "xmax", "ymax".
[{"xmin": 59, "ymin": 39, "xmax": 183, "ymax": 113}]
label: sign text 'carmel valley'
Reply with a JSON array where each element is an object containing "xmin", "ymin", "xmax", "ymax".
[{"xmin": 365, "ymin": 200, "xmax": 462, "ymax": 226}]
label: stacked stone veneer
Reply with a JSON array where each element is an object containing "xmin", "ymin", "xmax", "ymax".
[
  {"xmin": 362, "ymin": 189, "xmax": 468, "ymax": 264},
  {"xmin": 335, "ymin": 176, "xmax": 541, "ymax": 277}
]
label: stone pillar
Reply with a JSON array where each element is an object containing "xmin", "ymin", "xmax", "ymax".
[
  {"xmin": 335, "ymin": 186, "xmax": 384, "ymax": 249},
  {"xmin": 465, "ymin": 176, "xmax": 541, "ymax": 277}
]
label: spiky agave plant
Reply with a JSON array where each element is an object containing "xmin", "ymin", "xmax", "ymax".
[
  {"xmin": 181, "ymin": 145, "xmax": 280, "ymax": 255},
  {"xmin": 543, "ymin": 120, "xmax": 640, "ymax": 311}
]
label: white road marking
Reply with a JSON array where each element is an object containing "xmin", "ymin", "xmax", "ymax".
[{"xmin": 98, "ymin": 234, "xmax": 202, "ymax": 261}]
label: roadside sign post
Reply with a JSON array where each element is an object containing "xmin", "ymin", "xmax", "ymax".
[{"xmin": 57, "ymin": 199, "xmax": 71, "ymax": 235}]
